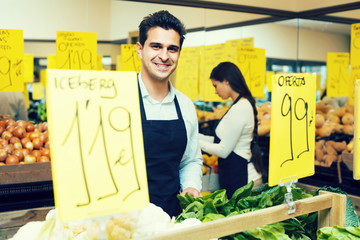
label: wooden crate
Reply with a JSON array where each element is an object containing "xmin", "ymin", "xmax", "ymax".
[
  {"xmin": 0, "ymin": 162, "xmax": 52, "ymax": 185},
  {"xmin": 142, "ymin": 191, "xmax": 346, "ymax": 240}
]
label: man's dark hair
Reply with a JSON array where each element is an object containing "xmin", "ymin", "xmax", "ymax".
[{"xmin": 138, "ymin": 10, "xmax": 186, "ymax": 49}]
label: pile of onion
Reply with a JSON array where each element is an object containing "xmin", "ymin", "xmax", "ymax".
[{"xmin": 0, "ymin": 115, "xmax": 50, "ymax": 165}]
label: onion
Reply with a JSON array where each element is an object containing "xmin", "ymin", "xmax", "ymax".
[
  {"xmin": 12, "ymin": 126, "xmax": 26, "ymax": 138},
  {"xmin": 25, "ymin": 141, "xmax": 34, "ymax": 151},
  {"xmin": 9, "ymin": 136, "xmax": 20, "ymax": 145},
  {"xmin": 0, "ymin": 149, "xmax": 7, "ymax": 162},
  {"xmin": 25, "ymin": 122, "xmax": 35, "ymax": 132},
  {"xmin": 6, "ymin": 155, "xmax": 19, "ymax": 165},
  {"xmin": 13, "ymin": 149, "xmax": 24, "ymax": 161},
  {"xmin": 13, "ymin": 142, "xmax": 22, "ymax": 150},
  {"xmin": 31, "ymin": 150, "xmax": 42, "ymax": 161},
  {"xmin": 38, "ymin": 156, "xmax": 50, "ymax": 162},
  {"xmin": 24, "ymin": 154, "xmax": 36, "ymax": 164},
  {"xmin": 32, "ymin": 138, "xmax": 43, "ymax": 149},
  {"xmin": 21, "ymin": 137, "xmax": 30, "ymax": 147},
  {"xmin": 1, "ymin": 131, "xmax": 12, "ymax": 141},
  {"xmin": 16, "ymin": 120, "xmax": 27, "ymax": 128}
]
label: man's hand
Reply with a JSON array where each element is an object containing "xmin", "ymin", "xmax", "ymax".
[{"xmin": 180, "ymin": 187, "xmax": 202, "ymax": 198}]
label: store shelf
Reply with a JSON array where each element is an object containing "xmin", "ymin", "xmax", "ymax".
[{"xmin": 142, "ymin": 191, "xmax": 346, "ymax": 240}]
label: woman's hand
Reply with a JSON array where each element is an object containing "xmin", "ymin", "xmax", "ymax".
[{"xmin": 180, "ymin": 187, "xmax": 202, "ymax": 198}]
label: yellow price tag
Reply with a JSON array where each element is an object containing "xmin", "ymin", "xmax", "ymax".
[
  {"xmin": 46, "ymin": 69, "xmax": 148, "ymax": 221},
  {"xmin": 120, "ymin": 44, "xmax": 141, "ymax": 73},
  {"xmin": 350, "ymin": 23, "xmax": 360, "ymax": 106},
  {"xmin": 237, "ymin": 47, "xmax": 266, "ymax": 98},
  {"xmin": 326, "ymin": 52, "xmax": 350, "ymax": 97},
  {"xmin": 176, "ymin": 47, "xmax": 200, "ymax": 101},
  {"xmin": 56, "ymin": 31, "xmax": 97, "ymax": 70},
  {"xmin": 32, "ymin": 82, "xmax": 44, "ymax": 100},
  {"xmin": 354, "ymin": 80, "xmax": 360, "ymax": 179},
  {"xmin": 0, "ymin": 29, "xmax": 24, "ymax": 91},
  {"xmin": 224, "ymin": 37, "xmax": 254, "ymax": 63},
  {"xmin": 24, "ymin": 53, "xmax": 34, "ymax": 83},
  {"xmin": 40, "ymin": 69, "xmax": 47, "ymax": 87},
  {"xmin": 23, "ymin": 83, "xmax": 29, "ymax": 108},
  {"xmin": 97, "ymin": 55, "xmax": 104, "ymax": 70},
  {"xmin": 316, "ymin": 74, "xmax": 322, "ymax": 90},
  {"xmin": 269, "ymin": 73, "xmax": 316, "ymax": 186},
  {"xmin": 199, "ymin": 44, "xmax": 224, "ymax": 102},
  {"xmin": 266, "ymin": 71, "xmax": 275, "ymax": 92},
  {"xmin": 47, "ymin": 54, "xmax": 56, "ymax": 69}
]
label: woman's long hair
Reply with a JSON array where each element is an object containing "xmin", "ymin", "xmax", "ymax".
[{"xmin": 210, "ymin": 62, "xmax": 264, "ymax": 174}]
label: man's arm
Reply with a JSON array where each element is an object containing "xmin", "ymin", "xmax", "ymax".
[{"xmin": 179, "ymin": 98, "xmax": 203, "ymax": 197}]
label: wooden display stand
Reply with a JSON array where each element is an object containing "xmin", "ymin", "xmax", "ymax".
[{"xmin": 143, "ymin": 191, "xmax": 346, "ymax": 240}]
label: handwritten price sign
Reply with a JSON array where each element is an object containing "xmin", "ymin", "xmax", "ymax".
[
  {"xmin": 176, "ymin": 46, "xmax": 200, "ymax": 101},
  {"xmin": 354, "ymin": 80, "xmax": 360, "ymax": 180},
  {"xmin": 120, "ymin": 44, "xmax": 141, "ymax": 73},
  {"xmin": 46, "ymin": 69, "xmax": 148, "ymax": 222},
  {"xmin": 237, "ymin": 47, "xmax": 266, "ymax": 98},
  {"xmin": 350, "ymin": 23, "xmax": 360, "ymax": 105},
  {"xmin": 326, "ymin": 52, "xmax": 350, "ymax": 97},
  {"xmin": 56, "ymin": 31, "xmax": 97, "ymax": 70},
  {"xmin": 269, "ymin": 73, "xmax": 316, "ymax": 186},
  {"xmin": 0, "ymin": 29, "xmax": 24, "ymax": 91},
  {"xmin": 200, "ymin": 44, "xmax": 224, "ymax": 102}
]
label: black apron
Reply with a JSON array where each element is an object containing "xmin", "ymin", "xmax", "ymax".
[
  {"xmin": 139, "ymin": 87, "xmax": 187, "ymax": 217},
  {"xmin": 214, "ymin": 96, "xmax": 249, "ymax": 199}
]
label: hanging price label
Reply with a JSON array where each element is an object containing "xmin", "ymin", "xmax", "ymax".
[
  {"xmin": 0, "ymin": 29, "xmax": 24, "ymax": 91},
  {"xmin": 269, "ymin": 73, "xmax": 316, "ymax": 186},
  {"xmin": 237, "ymin": 47, "xmax": 266, "ymax": 98},
  {"xmin": 56, "ymin": 31, "xmax": 97, "ymax": 70},
  {"xmin": 350, "ymin": 23, "xmax": 360, "ymax": 105},
  {"xmin": 120, "ymin": 44, "xmax": 141, "ymax": 73},
  {"xmin": 354, "ymin": 80, "xmax": 360, "ymax": 180},
  {"xmin": 46, "ymin": 69, "xmax": 148, "ymax": 221},
  {"xmin": 176, "ymin": 46, "xmax": 200, "ymax": 101},
  {"xmin": 326, "ymin": 52, "xmax": 350, "ymax": 97}
]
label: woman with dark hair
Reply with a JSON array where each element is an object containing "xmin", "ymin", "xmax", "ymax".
[{"xmin": 199, "ymin": 62, "xmax": 263, "ymax": 198}]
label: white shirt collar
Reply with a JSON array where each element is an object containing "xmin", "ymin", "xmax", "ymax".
[{"xmin": 138, "ymin": 72, "xmax": 175, "ymax": 104}]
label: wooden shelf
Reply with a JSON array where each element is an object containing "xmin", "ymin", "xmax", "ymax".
[{"xmin": 142, "ymin": 191, "xmax": 346, "ymax": 240}]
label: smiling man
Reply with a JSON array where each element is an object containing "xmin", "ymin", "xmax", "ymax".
[{"xmin": 136, "ymin": 10, "xmax": 203, "ymax": 217}]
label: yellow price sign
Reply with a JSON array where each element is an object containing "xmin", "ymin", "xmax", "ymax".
[
  {"xmin": 266, "ymin": 71, "xmax": 274, "ymax": 92},
  {"xmin": 23, "ymin": 83, "xmax": 29, "ymax": 108},
  {"xmin": 40, "ymin": 69, "xmax": 47, "ymax": 87},
  {"xmin": 237, "ymin": 47, "xmax": 266, "ymax": 98},
  {"xmin": 269, "ymin": 73, "xmax": 316, "ymax": 186},
  {"xmin": 350, "ymin": 23, "xmax": 360, "ymax": 105},
  {"xmin": 199, "ymin": 44, "xmax": 224, "ymax": 102},
  {"xmin": 354, "ymin": 80, "xmax": 360, "ymax": 179},
  {"xmin": 56, "ymin": 31, "xmax": 97, "ymax": 70},
  {"xmin": 47, "ymin": 54, "xmax": 56, "ymax": 69},
  {"xmin": 46, "ymin": 69, "xmax": 148, "ymax": 221},
  {"xmin": 326, "ymin": 52, "xmax": 350, "ymax": 97},
  {"xmin": 24, "ymin": 53, "xmax": 34, "ymax": 83},
  {"xmin": 176, "ymin": 46, "xmax": 200, "ymax": 101},
  {"xmin": 0, "ymin": 29, "xmax": 24, "ymax": 91},
  {"xmin": 316, "ymin": 74, "xmax": 321, "ymax": 90},
  {"xmin": 32, "ymin": 82, "xmax": 44, "ymax": 100},
  {"xmin": 224, "ymin": 37, "xmax": 254, "ymax": 63},
  {"xmin": 120, "ymin": 44, "xmax": 141, "ymax": 73}
]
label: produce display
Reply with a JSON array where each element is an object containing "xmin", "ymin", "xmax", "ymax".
[
  {"xmin": 0, "ymin": 114, "xmax": 50, "ymax": 165},
  {"xmin": 176, "ymin": 182, "xmax": 359, "ymax": 239},
  {"xmin": 314, "ymin": 99, "xmax": 354, "ymax": 167},
  {"xmin": 202, "ymin": 153, "xmax": 218, "ymax": 174},
  {"xmin": 10, "ymin": 182, "xmax": 359, "ymax": 239},
  {"xmin": 195, "ymin": 101, "xmax": 271, "ymax": 137}
]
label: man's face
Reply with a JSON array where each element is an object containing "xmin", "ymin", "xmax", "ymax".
[{"xmin": 137, "ymin": 27, "xmax": 181, "ymax": 82}]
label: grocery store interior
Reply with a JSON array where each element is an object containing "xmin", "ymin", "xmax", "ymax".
[{"xmin": 1, "ymin": 0, "xmax": 360, "ymax": 239}]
